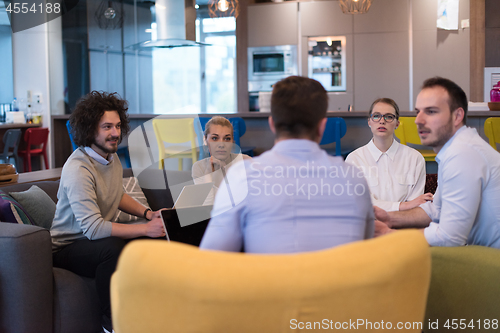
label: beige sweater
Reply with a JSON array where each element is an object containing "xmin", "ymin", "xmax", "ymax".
[{"xmin": 50, "ymin": 148, "xmax": 124, "ymax": 250}]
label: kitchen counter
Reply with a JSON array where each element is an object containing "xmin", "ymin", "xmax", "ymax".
[
  {"xmin": 52, "ymin": 112, "xmax": 500, "ymax": 168},
  {"xmin": 52, "ymin": 110, "xmax": 500, "ymax": 119},
  {"xmin": 0, "ymin": 122, "xmax": 43, "ymax": 128}
]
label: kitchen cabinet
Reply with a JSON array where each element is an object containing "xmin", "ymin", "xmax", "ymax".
[
  {"xmin": 87, "ymin": 0, "xmax": 154, "ymax": 113},
  {"xmin": 248, "ymin": 2, "xmax": 298, "ymax": 47},
  {"xmin": 124, "ymin": 53, "xmax": 153, "ymax": 113},
  {"xmin": 123, "ymin": 2, "xmax": 153, "ymax": 49},
  {"xmin": 87, "ymin": 0, "xmax": 123, "ymax": 51},
  {"xmin": 300, "ymin": 1, "xmax": 353, "ymax": 37},
  {"xmin": 89, "ymin": 51, "xmax": 125, "ymax": 96},
  {"xmin": 308, "ymin": 36, "xmax": 346, "ymax": 92}
]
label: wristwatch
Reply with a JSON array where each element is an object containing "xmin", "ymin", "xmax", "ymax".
[{"xmin": 143, "ymin": 208, "xmax": 152, "ymax": 220}]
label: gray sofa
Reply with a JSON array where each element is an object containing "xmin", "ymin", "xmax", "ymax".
[{"xmin": 0, "ymin": 167, "xmax": 193, "ymax": 333}]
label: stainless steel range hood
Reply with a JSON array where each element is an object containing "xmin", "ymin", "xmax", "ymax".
[{"xmin": 128, "ymin": 0, "xmax": 208, "ymax": 50}]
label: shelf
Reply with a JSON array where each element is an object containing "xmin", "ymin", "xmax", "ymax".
[{"xmin": 312, "ymin": 69, "xmax": 341, "ymax": 74}]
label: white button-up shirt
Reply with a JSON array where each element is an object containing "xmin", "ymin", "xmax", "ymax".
[
  {"xmin": 421, "ymin": 126, "xmax": 500, "ymax": 248},
  {"xmin": 346, "ymin": 139, "xmax": 426, "ymax": 211}
]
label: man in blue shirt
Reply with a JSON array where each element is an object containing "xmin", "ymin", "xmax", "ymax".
[
  {"xmin": 200, "ymin": 76, "xmax": 374, "ymax": 253},
  {"xmin": 375, "ymin": 77, "xmax": 500, "ymax": 248}
]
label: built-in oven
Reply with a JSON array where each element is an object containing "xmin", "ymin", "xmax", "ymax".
[
  {"xmin": 249, "ymin": 92, "xmax": 260, "ymax": 112},
  {"xmin": 248, "ymin": 45, "xmax": 297, "ymax": 82},
  {"xmin": 248, "ymin": 45, "xmax": 298, "ymax": 111}
]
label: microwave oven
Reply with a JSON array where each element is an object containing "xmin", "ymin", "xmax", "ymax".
[{"xmin": 248, "ymin": 45, "xmax": 298, "ymax": 89}]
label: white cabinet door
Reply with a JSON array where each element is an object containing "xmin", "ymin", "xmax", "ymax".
[
  {"xmin": 87, "ymin": 0, "xmax": 123, "ymax": 51},
  {"xmin": 248, "ymin": 2, "xmax": 298, "ymax": 47}
]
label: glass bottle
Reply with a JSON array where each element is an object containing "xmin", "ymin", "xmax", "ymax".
[{"xmin": 491, "ymin": 81, "xmax": 500, "ymax": 102}]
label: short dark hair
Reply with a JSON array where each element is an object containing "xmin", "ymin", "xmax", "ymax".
[
  {"xmin": 369, "ymin": 98, "xmax": 400, "ymax": 119},
  {"xmin": 69, "ymin": 91, "xmax": 130, "ymax": 147},
  {"xmin": 421, "ymin": 77, "xmax": 468, "ymax": 124},
  {"xmin": 271, "ymin": 76, "xmax": 327, "ymax": 139}
]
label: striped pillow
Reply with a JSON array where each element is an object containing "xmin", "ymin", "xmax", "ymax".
[
  {"xmin": 0, "ymin": 190, "xmax": 35, "ymax": 225},
  {"xmin": 114, "ymin": 177, "xmax": 150, "ymax": 222}
]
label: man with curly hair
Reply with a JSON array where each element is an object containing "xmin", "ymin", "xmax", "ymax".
[{"xmin": 50, "ymin": 91, "xmax": 165, "ymax": 333}]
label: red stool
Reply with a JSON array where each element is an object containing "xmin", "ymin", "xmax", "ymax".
[{"xmin": 18, "ymin": 127, "xmax": 50, "ymax": 172}]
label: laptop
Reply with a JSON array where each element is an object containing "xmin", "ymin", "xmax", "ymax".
[
  {"xmin": 173, "ymin": 182, "xmax": 213, "ymax": 209},
  {"xmin": 160, "ymin": 205, "xmax": 212, "ymax": 246}
]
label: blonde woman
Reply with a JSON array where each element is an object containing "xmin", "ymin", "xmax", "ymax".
[{"xmin": 192, "ymin": 116, "xmax": 252, "ymax": 204}]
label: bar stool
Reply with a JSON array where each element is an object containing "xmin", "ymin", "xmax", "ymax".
[
  {"xmin": 0, "ymin": 129, "xmax": 22, "ymax": 172},
  {"xmin": 18, "ymin": 127, "xmax": 50, "ymax": 172}
]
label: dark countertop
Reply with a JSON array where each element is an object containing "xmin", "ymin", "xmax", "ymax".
[
  {"xmin": 52, "ymin": 111, "xmax": 500, "ymax": 119},
  {"xmin": 0, "ymin": 122, "xmax": 42, "ymax": 129}
]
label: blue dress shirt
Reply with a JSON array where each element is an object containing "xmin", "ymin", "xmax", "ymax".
[
  {"xmin": 421, "ymin": 126, "xmax": 500, "ymax": 248},
  {"xmin": 200, "ymin": 139, "xmax": 374, "ymax": 253}
]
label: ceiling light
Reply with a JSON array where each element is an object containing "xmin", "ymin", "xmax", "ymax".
[
  {"xmin": 208, "ymin": 0, "xmax": 239, "ymax": 18},
  {"xmin": 339, "ymin": 0, "xmax": 372, "ymax": 14}
]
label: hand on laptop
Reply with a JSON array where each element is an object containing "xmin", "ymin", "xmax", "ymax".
[
  {"xmin": 150, "ymin": 209, "xmax": 166, "ymax": 220},
  {"xmin": 145, "ymin": 217, "xmax": 166, "ymax": 238}
]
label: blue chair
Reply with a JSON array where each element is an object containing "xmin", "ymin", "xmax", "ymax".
[
  {"xmin": 66, "ymin": 120, "xmax": 78, "ymax": 151},
  {"xmin": 66, "ymin": 120, "xmax": 131, "ymax": 168},
  {"xmin": 196, "ymin": 117, "xmax": 255, "ymax": 158},
  {"xmin": 319, "ymin": 117, "xmax": 348, "ymax": 157},
  {"xmin": 196, "ymin": 117, "xmax": 211, "ymax": 160},
  {"xmin": 228, "ymin": 117, "xmax": 255, "ymax": 157}
]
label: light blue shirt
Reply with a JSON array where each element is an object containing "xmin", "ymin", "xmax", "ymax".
[
  {"xmin": 200, "ymin": 139, "xmax": 374, "ymax": 253},
  {"xmin": 421, "ymin": 126, "xmax": 500, "ymax": 248},
  {"xmin": 84, "ymin": 146, "xmax": 113, "ymax": 165}
]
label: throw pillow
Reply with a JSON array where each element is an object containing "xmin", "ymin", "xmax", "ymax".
[
  {"xmin": 9, "ymin": 185, "xmax": 57, "ymax": 230},
  {"xmin": 114, "ymin": 177, "xmax": 150, "ymax": 222},
  {"xmin": 0, "ymin": 190, "xmax": 35, "ymax": 225}
]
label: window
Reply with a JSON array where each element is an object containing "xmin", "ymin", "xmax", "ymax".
[{"xmin": 197, "ymin": 15, "xmax": 236, "ymax": 113}]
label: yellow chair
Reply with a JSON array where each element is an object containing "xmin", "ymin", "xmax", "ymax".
[
  {"xmin": 395, "ymin": 117, "xmax": 437, "ymax": 162},
  {"xmin": 111, "ymin": 231, "xmax": 431, "ymax": 333},
  {"xmin": 484, "ymin": 117, "xmax": 500, "ymax": 151},
  {"xmin": 152, "ymin": 118, "xmax": 198, "ymax": 171}
]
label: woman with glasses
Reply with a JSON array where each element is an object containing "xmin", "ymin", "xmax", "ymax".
[{"xmin": 345, "ymin": 98, "xmax": 433, "ymax": 211}]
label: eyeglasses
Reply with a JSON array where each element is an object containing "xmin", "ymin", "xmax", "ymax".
[{"xmin": 370, "ymin": 113, "xmax": 397, "ymax": 123}]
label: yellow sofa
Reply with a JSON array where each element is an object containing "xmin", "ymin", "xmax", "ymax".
[{"xmin": 111, "ymin": 230, "xmax": 431, "ymax": 333}]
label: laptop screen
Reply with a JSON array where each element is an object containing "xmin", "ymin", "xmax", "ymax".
[
  {"xmin": 173, "ymin": 182, "xmax": 214, "ymax": 209},
  {"xmin": 160, "ymin": 205, "xmax": 212, "ymax": 246}
]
